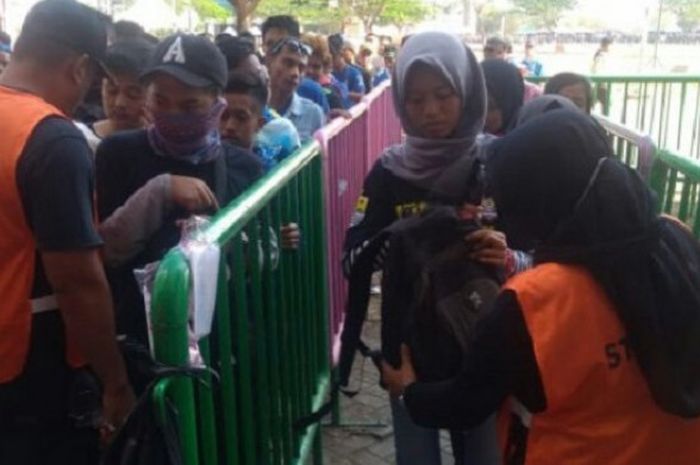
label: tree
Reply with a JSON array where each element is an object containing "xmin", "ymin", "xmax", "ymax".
[
  {"xmin": 512, "ymin": 0, "xmax": 577, "ymax": 31},
  {"xmin": 666, "ymin": 0, "xmax": 700, "ymax": 32},
  {"xmin": 253, "ymin": 0, "xmax": 346, "ymax": 31},
  {"xmin": 375, "ymin": 0, "xmax": 433, "ymax": 31}
]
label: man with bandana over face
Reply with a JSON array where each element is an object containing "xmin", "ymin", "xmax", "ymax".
[{"xmin": 96, "ymin": 34, "xmax": 262, "ymax": 346}]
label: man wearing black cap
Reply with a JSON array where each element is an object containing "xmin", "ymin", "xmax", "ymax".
[
  {"xmin": 0, "ymin": 1, "xmax": 134, "ymax": 463},
  {"xmin": 96, "ymin": 33, "xmax": 262, "ymax": 347}
]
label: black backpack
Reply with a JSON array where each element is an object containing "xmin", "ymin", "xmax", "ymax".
[
  {"xmin": 380, "ymin": 206, "xmax": 502, "ymax": 381},
  {"xmin": 102, "ymin": 341, "xmax": 215, "ymax": 465},
  {"xmin": 337, "ymin": 206, "xmax": 502, "ymax": 390}
]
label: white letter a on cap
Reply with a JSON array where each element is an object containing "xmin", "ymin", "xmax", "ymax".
[{"xmin": 162, "ymin": 36, "xmax": 186, "ymax": 64}]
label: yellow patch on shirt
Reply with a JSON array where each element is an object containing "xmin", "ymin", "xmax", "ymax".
[
  {"xmin": 356, "ymin": 196, "xmax": 369, "ymax": 213},
  {"xmin": 395, "ymin": 201, "xmax": 428, "ymax": 219}
]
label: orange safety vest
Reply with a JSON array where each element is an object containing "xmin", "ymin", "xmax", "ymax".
[
  {"xmin": 0, "ymin": 86, "xmax": 84, "ymax": 383},
  {"xmin": 502, "ymin": 263, "xmax": 700, "ymax": 465}
]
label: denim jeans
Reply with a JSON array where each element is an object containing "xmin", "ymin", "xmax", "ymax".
[{"xmin": 390, "ymin": 397, "xmax": 501, "ymax": 465}]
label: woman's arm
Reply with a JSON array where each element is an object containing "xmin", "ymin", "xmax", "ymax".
[
  {"xmin": 342, "ymin": 162, "xmax": 396, "ymax": 277},
  {"xmin": 383, "ymin": 291, "xmax": 546, "ymax": 431}
]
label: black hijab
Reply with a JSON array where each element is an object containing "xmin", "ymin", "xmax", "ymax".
[
  {"xmin": 487, "ymin": 110, "xmax": 700, "ymax": 418},
  {"xmin": 481, "ymin": 59, "xmax": 524, "ymax": 134}
]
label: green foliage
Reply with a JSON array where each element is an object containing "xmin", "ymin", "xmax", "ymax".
[
  {"xmin": 255, "ymin": 0, "xmax": 344, "ymax": 29},
  {"xmin": 254, "ymin": 0, "xmax": 433, "ymax": 32},
  {"xmin": 191, "ymin": 0, "xmax": 231, "ymax": 20},
  {"xmin": 376, "ymin": 0, "xmax": 433, "ymax": 29},
  {"xmin": 666, "ymin": 0, "xmax": 700, "ymax": 32},
  {"xmin": 512, "ymin": 0, "xmax": 577, "ymax": 30}
]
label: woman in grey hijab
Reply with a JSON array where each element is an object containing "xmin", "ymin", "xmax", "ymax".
[
  {"xmin": 380, "ymin": 31, "xmax": 487, "ymax": 197},
  {"xmin": 342, "ymin": 32, "xmax": 504, "ymax": 465}
]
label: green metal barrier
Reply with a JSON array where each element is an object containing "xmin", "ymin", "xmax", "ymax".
[
  {"xmin": 594, "ymin": 111, "xmax": 700, "ymax": 237},
  {"xmin": 529, "ymin": 75, "xmax": 700, "ymax": 157},
  {"xmin": 150, "ymin": 142, "xmax": 330, "ymax": 465},
  {"xmin": 650, "ymin": 148, "xmax": 700, "ymax": 236}
]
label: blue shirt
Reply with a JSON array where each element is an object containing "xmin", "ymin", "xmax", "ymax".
[
  {"xmin": 332, "ymin": 64, "xmax": 365, "ymax": 97},
  {"xmin": 372, "ymin": 69, "xmax": 390, "ymax": 87},
  {"xmin": 281, "ymin": 93, "xmax": 325, "ymax": 142},
  {"xmin": 255, "ymin": 116, "xmax": 301, "ymax": 172},
  {"xmin": 298, "ymin": 77, "xmax": 330, "ymax": 114},
  {"xmin": 522, "ymin": 58, "xmax": 544, "ymax": 77}
]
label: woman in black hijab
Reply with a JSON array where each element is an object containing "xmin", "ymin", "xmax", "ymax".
[
  {"xmin": 383, "ymin": 110, "xmax": 700, "ymax": 465},
  {"xmin": 481, "ymin": 59, "xmax": 524, "ymax": 135}
]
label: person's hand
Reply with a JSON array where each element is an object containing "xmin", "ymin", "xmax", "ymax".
[
  {"xmin": 171, "ymin": 175, "xmax": 219, "ymax": 213},
  {"xmin": 329, "ymin": 109, "xmax": 352, "ymax": 120},
  {"xmin": 381, "ymin": 344, "xmax": 417, "ymax": 398},
  {"xmin": 465, "ymin": 229, "xmax": 507, "ymax": 267},
  {"xmin": 281, "ymin": 223, "xmax": 301, "ymax": 250},
  {"xmin": 100, "ymin": 383, "xmax": 136, "ymax": 444},
  {"xmin": 458, "ymin": 203, "xmax": 482, "ymax": 221}
]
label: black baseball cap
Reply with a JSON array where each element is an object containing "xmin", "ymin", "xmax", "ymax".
[
  {"xmin": 105, "ymin": 38, "xmax": 156, "ymax": 77},
  {"xmin": 19, "ymin": 0, "xmax": 108, "ymax": 62},
  {"xmin": 141, "ymin": 34, "xmax": 228, "ymax": 90}
]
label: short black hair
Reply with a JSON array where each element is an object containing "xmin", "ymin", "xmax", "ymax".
[
  {"xmin": 261, "ymin": 15, "xmax": 300, "ymax": 40},
  {"xmin": 544, "ymin": 72, "xmax": 593, "ymax": 112},
  {"xmin": 485, "ymin": 36, "xmax": 508, "ymax": 49},
  {"xmin": 239, "ymin": 31, "xmax": 255, "ymax": 42},
  {"xmin": 225, "ymin": 71, "xmax": 268, "ymax": 110},
  {"xmin": 113, "ymin": 20, "xmax": 145, "ymax": 41},
  {"xmin": 216, "ymin": 36, "xmax": 255, "ymax": 70},
  {"xmin": 601, "ymin": 36, "xmax": 613, "ymax": 46},
  {"xmin": 215, "ymin": 32, "xmax": 234, "ymax": 44}
]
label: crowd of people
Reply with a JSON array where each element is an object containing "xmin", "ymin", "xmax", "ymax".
[{"xmin": 0, "ymin": 1, "xmax": 700, "ymax": 465}]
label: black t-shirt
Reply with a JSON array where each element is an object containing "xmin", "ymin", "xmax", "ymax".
[
  {"xmin": 344, "ymin": 160, "xmax": 433, "ymax": 252},
  {"xmin": 96, "ymin": 129, "xmax": 262, "ymax": 341},
  {"xmin": 343, "ymin": 159, "xmax": 458, "ymax": 276},
  {"xmin": 16, "ymin": 117, "xmax": 103, "ymax": 299}
]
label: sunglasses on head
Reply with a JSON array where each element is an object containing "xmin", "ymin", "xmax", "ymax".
[{"xmin": 270, "ymin": 37, "xmax": 312, "ymax": 57}]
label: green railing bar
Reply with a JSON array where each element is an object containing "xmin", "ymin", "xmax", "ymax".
[
  {"xmin": 678, "ymin": 179, "xmax": 692, "ymax": 222},
  {"xmin": 621, "ymin": 81, "xmax": 629, "ymax": 124},
  {"xmin": 271, "ymin": 197, "xmax": 293, "ymax": 464},
  {"xmin": 656, "ymin": 149, "xmax": 700, "ymax": 183},
  {"xmin": 152, "ymin": 250, "xmax": 200, "ymax": 465},
  {"xmin": 290, "ymin": 373, "xmax": 331, "ymax": 465},
  {"xmin": 248, "ymin": 221, "xmax": 273, "ymax": 465},
  {"xmin": 196, "ymin": 339, "xmax": 218, "ymax": 465},
  {"xmin": 678, "ymin": 82, "xmax": 688, "ymax": 150},
  {"xmin": 692, "ymin": 89, "xmax": 700, "ymax": 157},
  {"xmin": 230, "ymin": 239, "xmax": 256, "ymax": 465},
  {"xmin": 152, "ymin": 377, "xmax": 175, "ymax": 427},
  {"xmin": 212, "ymin": 255, "xmax": 240, "ymax": 465},
  {"xmin": 203, "ymin": 142, "xmax": 320, "ymax": 245},
  {"xmin": 260, "ymin": 207, "xmax": 282, "ymax": 465}
]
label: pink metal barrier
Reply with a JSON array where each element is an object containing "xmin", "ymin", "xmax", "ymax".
[{"xmin": 314, "ymin": 82, "xmax": 402, "ymax": 363}]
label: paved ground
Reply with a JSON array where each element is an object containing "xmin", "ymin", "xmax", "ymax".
[{"xmin": 320, "ymin": 290, "xmax": 453, "ymax": 465}]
